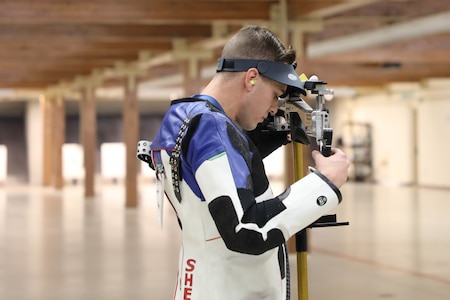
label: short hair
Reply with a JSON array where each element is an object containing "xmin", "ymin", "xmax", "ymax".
[{"xmin": 221, "ymin": 25, "xmax": 296, "ymax": 65}]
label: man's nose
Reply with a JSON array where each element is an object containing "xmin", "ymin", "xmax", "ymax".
[{"xmin": 269, "ymin": 101, "xmax": 278, "ymax": 115}]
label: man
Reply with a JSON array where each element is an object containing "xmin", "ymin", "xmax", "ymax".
[{"xmin": 149, "ymin": 25, "xmax": 349, "ymax": 300}]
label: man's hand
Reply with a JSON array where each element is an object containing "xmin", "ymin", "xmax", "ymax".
[{"xmin": 312, "ymin": 148, "xmax": 349, "ymax": 188}]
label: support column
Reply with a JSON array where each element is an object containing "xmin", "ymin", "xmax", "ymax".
[
  {"xmin": 80, "ymin": 86, "xmax": 97, "ymax": 197},
  {"xmin": 52, "ymin": 95, "xmax": 65, "ymax": 189},
  {"xmin": 172, "ymin": 38, "xmax": 213, "ymax": 96},
  {"xmin": 42, "ymin": 95, "xmax": 54, "ymax": 186},
  {"xmin": 123, "ymin": 75, "xmax": 139, "ymax": 207},
  {"xmin": 182, "ymin": 60, "xmax": 203, "ymax": 96}
]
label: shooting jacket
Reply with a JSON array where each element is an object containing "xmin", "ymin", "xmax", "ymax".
[{"xmin": 149, "ymin": 96, "xmax": 342, "ymax": 300}]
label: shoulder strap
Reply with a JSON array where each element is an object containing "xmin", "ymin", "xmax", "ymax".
[{"xmin": 169, "ymin": 115, "xmax": 191, "ymax": 203}]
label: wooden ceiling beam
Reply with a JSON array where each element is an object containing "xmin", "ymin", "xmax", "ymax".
[
  {"xmin": 0, "ymin": 52, "xmax": 140, "ymax": 60},
  {"xmin": 0, "ymin": 24, "xmax": 213, "ymax": 40},
  {"xmin": 300, "ymin": 61, "xmax": 450, "ymax": 87},
  {"xmin": 307, "ymin": 10, "xmax": 450, "ymax": 58},
  {"xmin": 1, "ymin": 61, "xmax": 144, "ymax": 72},
  {"xmin": 310, "ymin": 49, "xmax": 450, "ymax": 64},
  {"xmin": 0, "ymin": 1, "xmax": 275, "ymax": 24},
  {"xmin": 0, "ymin": 40, "xmax": 173, "ymax": 52},
  {"xmin": 301, "ymin": 0, "xmax": 383, "ymax": 18}
]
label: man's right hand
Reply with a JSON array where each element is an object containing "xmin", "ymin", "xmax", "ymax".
[{"xmin": 312, "ymin": 148, "xmax": 349, "ymax": 188}]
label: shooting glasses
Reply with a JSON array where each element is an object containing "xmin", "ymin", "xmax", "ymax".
[{"xmin": 216, "ymin": 58, "xmax": 306, "ymax": 95}]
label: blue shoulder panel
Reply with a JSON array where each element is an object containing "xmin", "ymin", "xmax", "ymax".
[{"xmin": 151, "ymin": 100, "xmax": 252, "ymax": 201}]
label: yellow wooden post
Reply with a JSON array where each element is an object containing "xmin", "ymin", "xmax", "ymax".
[{"xmin": 293, "ymin": 142, "xmax": 309, "ymax": 300}]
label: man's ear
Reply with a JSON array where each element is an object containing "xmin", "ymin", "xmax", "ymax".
[{"xmin": 245, "ymin": 68, "xmax": 259, "ymax": 89}]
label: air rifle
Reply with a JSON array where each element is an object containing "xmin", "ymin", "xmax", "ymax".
[{"xmin": 268, "ymin": 74, "xmax": 334, "ymax": 157}]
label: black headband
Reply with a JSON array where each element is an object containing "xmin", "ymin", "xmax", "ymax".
[{"xmin": 216, "ymin": 58, "xmax": 305, "ymax": 92}]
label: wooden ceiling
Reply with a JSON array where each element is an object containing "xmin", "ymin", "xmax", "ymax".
[{"xmin": 1, "ymin": 0, "xmax": 450, "ymax": 97}]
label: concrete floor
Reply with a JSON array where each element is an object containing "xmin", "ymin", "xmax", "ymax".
[{"xmin": 1, "ymin": 181, "xmax": 449, "ymax": 300}]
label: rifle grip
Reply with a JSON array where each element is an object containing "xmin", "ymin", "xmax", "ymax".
[
  {"xmin": 321, "ymin": 129, "xmax": 333, "ymax": 157},
  {"xmin": 322, "ymin": 145, "xmax": 332, "ymax": 157}
]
